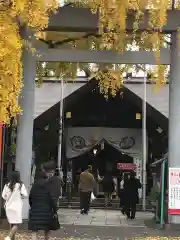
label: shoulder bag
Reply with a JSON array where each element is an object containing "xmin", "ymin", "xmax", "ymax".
[
  {"xmin": 4, "ymin": 185, "xmax": 18, "ymax": 209},
  {"xmin": 47, "ymin": 184, "xmax": 60, "ymax": 231},
  {"xmin": 50, "ymin": 211, "xmax": 60, "ymax": 231}
]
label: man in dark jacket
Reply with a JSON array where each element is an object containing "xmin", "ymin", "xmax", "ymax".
[
  {"xmin": 124, "ymin": 171, "xmax": 142, "ymax": 219},
  {"xmin": 42, "ymin": 161, "xmax": 62, "ymax": 206}
]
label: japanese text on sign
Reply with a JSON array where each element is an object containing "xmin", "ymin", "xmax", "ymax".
[
  {"xmin": 117, "ymin": 163, "xmax": 136, "ymax": 170},
  {"xmin": 169, "ymin": 170, "xmax": 180, "ymax": 185},
  {"xmin": 168, "ymin": 168, "xmax": 180, "ymax": 215}
]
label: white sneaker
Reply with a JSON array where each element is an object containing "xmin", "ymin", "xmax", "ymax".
[{"xmin": 4, "ymin": 237, "xmax": 11, "ymax": 240}]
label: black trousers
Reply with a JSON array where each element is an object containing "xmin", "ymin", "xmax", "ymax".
[
  {"xmin": 67, "ymin": 184, "xmax": 72, "ymax": 203},
  {"xmin": 80, "ymin": 191, "xmax": 91, "ymax": 213},
  {"xmin": 124, "ymin": 202, "xmax": 136, "ymax": 219}
]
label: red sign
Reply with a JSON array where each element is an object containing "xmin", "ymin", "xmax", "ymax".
[
  {"xmin": 168, "ymin": 209, "xmax": 180, "ymax": 215},
  {"xmin": 117, "ymin": 163, "xmax": 136, "ymax": 170}
]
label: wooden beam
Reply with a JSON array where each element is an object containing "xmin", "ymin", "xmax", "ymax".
[
  {"xmin": 36, "ymin": 48, "xmax": 170, "ymax": 64},
  {"xmin": 48, "ymin": 6, "xmax": 98, "ymax": 32},
  {"xmin": 48, "ymin": 6, "xmax": 180, "ymax": 33}
]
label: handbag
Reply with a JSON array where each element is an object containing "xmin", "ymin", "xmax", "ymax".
[
  {"xmin": 47, "ymin": 189, "xmax": 60, "ymax": 231},
  {"xmin": 50, "ymin": 212, "xmax": 60, "ymax": 231},
  {"xmin": 90, "ymin": 192, "xmax": 96, "ymax": 202}
]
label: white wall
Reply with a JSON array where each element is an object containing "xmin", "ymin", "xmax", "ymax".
[{"xmin": 34, "ymin": 81, "xmax": 86, "ymax": 118}]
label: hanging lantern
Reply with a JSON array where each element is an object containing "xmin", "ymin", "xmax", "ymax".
[
  {"xmin": 44, "ymin": 125, "xmax": 49, "ymax": 131},
  {"xmin": 136, "ymin": 113, "xmax": 141, "ymax": 120},
  {"xmin": 93, "ymin": 149, "xmax": 97, "ymax": 156},
  {"xmin": 66, "ymin": 112, "xmax": 71, "ymax": 119},
  {"xmin": 101, "ymin": 141, "xmax": 104, "ymax": 150}
]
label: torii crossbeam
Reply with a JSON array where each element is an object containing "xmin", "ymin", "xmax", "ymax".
[
  {"xmin": 48, "ymin": 6, "xmax": 180, "ymax": 32},
  {"xmin": 36, "ymin": 5, "xmax": 176, "ymax": 64}
]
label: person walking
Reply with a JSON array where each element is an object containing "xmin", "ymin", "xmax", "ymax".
[
  {"xmin": 2, "ymin": 171, "xmax": 27, "ymax": 240},
  {"xmin": 119, "ymin": 172, "xmax": 129, "ymax": 214},
  {"xmin": 124, "ymin": 171, "xmax": 142, "ymax": 219},
  {"xmin": 102, "ymin": 170, "xmax": 115, "ymax": 207},
  {"xmin": 93, "ymin": 169, "xmax": 102, "ymax": 196},
  {"xmin": 28, "ymin": 170, "xmax": 60, "ymax": 240},
  {"xmin": 79, "ymin": 165, "xmax": 96, "ymax": 214},
  {"xmin": 29, "ymin": 161, "xmax": 61, "ymax": 240},
  {"xmin": 41, "ymin": 161, "xmax": 62, "ymax": 204}
]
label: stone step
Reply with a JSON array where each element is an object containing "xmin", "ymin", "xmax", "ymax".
[
  {"xmin": 60, "ymin": 197, "xmax": 146, "ymax": 203},
  {"xmin": 58, "ymin": 199, "xmax": 152, "ymax": 211}
]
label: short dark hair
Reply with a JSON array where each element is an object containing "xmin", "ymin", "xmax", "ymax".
[
  {"xmin": 9, "ymin": 171, "xmax": 21, "ymax": 192},
  {"xmin": 130, "ymin": 171, "xmax": 136, "ymax": 177},
  {"xmin": 87, "ymin": 165, "xmax": 92, "ymax": 172},
  {"xmin": 42, "ymin": 161, "xmax": 56, "ymax": 172}
]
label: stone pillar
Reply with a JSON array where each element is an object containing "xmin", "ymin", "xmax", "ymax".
[
  {"xmin": 16, "ymin": 49, "xmax": 36, "ymax": 219},
  {"xmin": 169, "ymin": 31, "xmax": 180, "ymax": 224}
]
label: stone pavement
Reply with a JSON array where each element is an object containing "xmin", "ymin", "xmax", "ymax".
[
  {"xmin": 1, "ymin": 209, "xmax": 180, "ymax": 239},
  {"xmin": 52, "ymin": 209, "xmax": 180, "ymax": 239},
  {"xmin": 58, "ymin": 208, "xmax": 154, "ymax": 227}
]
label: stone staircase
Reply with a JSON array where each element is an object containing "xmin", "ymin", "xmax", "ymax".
[{"xmin": 58, "ymin": 197, "xmax": 152, "ymax": 211}]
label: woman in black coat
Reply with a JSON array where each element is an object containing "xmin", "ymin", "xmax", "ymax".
[
  {"xmin": 123, "ymin": 171, "xmax": 142, "ymax": 219},
  {"xmin": 28, "ymin": 171, "xmax": 57, "ymax": 240},
  {"xmin": 119, "ymin": 173, "xmax": 129, "ymax": 214}
]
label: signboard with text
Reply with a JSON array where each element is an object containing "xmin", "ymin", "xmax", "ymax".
[
  {"xmin": 117, "ymin": 163, "xmax": 136, "ymax": 170},
  {"xmin": 168, "ymin": 168, "xmax": 180, "ymax": 215},
  {"xmin": 67, "ymin": 171, "xmax": 72, "ymax": 183}
]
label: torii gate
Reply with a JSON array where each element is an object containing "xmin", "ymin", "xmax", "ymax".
[{"xmin": 16, "ymin": 6, "xmax": 180, "ymax": 221}]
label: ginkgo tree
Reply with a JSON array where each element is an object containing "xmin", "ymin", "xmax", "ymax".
[
  {"xmin": 0, "ymin": 0, "xmax": 59, "ymax": 123},
  {"xmin": 0, "ymin": 0, "xmax": 178, "ymax": 123}
]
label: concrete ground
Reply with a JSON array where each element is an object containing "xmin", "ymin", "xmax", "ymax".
[
  {"xmin": 57, "ymin": 208, "xmax": 153, "ymax": 227},
  {"xmin": 52, "ymin": 209, "xmax": 180, "ymax": 239},
  {"xmin": 1, "ymin": 209, "xmax": 180, "ymax": 239}
]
